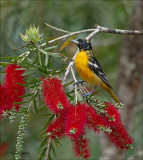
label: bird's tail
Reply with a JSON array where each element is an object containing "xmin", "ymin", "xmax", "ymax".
[
  {"xmin": 108, "ymin": 88, "xmax": 120, "ymax": 104},
  {"xmin": 101, "ymin": 82, "xmax": 120, "ymax": 104}
]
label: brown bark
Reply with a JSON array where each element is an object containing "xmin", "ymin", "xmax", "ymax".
[
  {"xmin": 117, "ymin": 1, "xmax": 143, "ymax": 127},
  {"xmin": 99, "ymin": 1, "xmax": 143, "ymax": 159}
]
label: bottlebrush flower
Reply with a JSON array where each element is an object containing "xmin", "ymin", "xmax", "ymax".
[
  {"xmin": 103, "ymin": 102, "xmax": 121, "ymax": 126},
  {"xmin": 42, "ymin": 77, "xmax": 69, "ymax": 114},
  {"xmin": 0, "ymin": 85, "xmax": 7, "ymax": 114},
  {"xmin": 86, "ymin": 105, "xmax": 107, "ymax": 132},
  {"xmin": 0, "ymin": 64, "xmax": 25, "ymax": 113},
  {"xmin": 65, "ymin": 103, "xmax": 87, "ymax": 137},
  {"xmin": 46, "ymin": 110, "xmax": 67, "ymax": 138},
  {"xmin": 102, "ymin": 103, "xmax": 134, "ymax": 149},
  {"xmin": 106, "ymin": 122, "xmax": 134, "ymax": 149},
  {"xmin": 72, "ymin": 135, "xmax": 90, "ymax": 159}
]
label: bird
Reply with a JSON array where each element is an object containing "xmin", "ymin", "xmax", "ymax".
[{"xmin": 71, "ymin": 39, "xmax": 120, "ymax": 104}]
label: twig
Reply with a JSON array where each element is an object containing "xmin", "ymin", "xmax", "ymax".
[
  {"xmin": 63, "ymin": 50, "xmax": 79, "ymax": 83},
  {"xmin": 41, "ymin": 29, "xmax": 95, "ymax": 47},
  {"xmin": 50, "ymin": 52, "xmax": 73, "ymax": 61},
  {"xmin": 45, "ymin": 115, "xmax": 56, "ymax": 160},
  {"xmin": 71, "ymin": 67, "xmax": 78, "ymax": 104},
  {"xmin": 45, "ymin": 136, "xmax": 52, "ymax": 160},
  {"xmin": 86, "ymin": 28, "xmax": 100, "ymax": 40},
  {"xmin": 97, "ymin": 25, "xmax": 143, "ymax": 35},
  {"xmin": 45, "ymin": 23, "xmax": 71, "ymax": 33}
]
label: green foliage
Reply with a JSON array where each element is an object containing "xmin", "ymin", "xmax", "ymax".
[{"xmin": 20, "ymin": 26, "xmax": 42, "ymax": 43}]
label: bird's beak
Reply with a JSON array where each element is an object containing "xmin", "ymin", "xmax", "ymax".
[{"xmin": 71, "ymin": 39, "xmax": 79, "ymax": 45}]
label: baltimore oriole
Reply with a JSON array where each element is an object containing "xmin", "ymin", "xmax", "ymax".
[{"xmin": 72, "ymin": 39, "xmax": 120, "ymax": 104}]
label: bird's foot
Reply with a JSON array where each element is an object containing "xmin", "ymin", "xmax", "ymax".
[
  {"xmin": 83, "ymin": 91, "xmax": 93, "ymax": 97},
  {"xmin": 73, "ymin": 80, "xmax": 85, "ymax": 86},
  {"xmin": 83, "ymin": 87, "xmax": 96, "ymax": 97}
]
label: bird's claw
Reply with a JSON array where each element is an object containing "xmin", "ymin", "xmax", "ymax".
[
  {"xmin": 83, "ymin": 92, "xmax": 92, "ymax": 97},
  {"xmin": 73, "ymin": 80, "xmax": 85, "ymax": 86}
]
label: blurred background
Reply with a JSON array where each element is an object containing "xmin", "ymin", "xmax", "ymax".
[{"xmin": 0, "ymin": 0, "xmax": 142, "ymax": 160}]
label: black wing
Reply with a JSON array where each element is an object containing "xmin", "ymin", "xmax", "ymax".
[{"xmin": 88, "ymin": 56, "xmax": 112, "ymax": 89}]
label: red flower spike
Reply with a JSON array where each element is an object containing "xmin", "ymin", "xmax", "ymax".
[
  {"xmin": 65, "ymin": 103, "xmax": 87, "ymax": 137},
  {"xmin": 46, "ymin": 110, "xmax": 67, "ymax": 138},
  {"xmin": 102, "ymin": 103, "xmax": 134, "ymax": 149},
  {"xmin": 86, "ymin": 105, "xmax": 107, "ymax": 132},
  {"xmin": 106, "ymin": 122, "xmax": 134, "ymax": 149},
  {"xmin": 72, "ymin": 136, "xmax": 90, "ymax": 159},
  {"xmin": 0, "ymin": 85, "xmax": 6, "ymax": 114},
  {"xmin": 0, "ymin": 64, "xmax": 25, "ymax": 113},
  {"xmin": 103, "ymin": 102, "xmax": 121, "ymax": 126},
  {"xmin": 42, "ymin": 77, "xmax": 69, "ymax": 114}
]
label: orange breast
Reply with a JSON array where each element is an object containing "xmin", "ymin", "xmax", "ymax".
[{"xmin": 75, "ymin": 51, "xmax": 102, "ymax": 86}]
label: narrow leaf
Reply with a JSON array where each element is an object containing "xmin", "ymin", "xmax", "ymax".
[
  {"xmin": 22, "ymin": 69, "xmax": 36, "ymax": 76},
  {"xmin": 59, "ymin": 34, "xmax": 77, "ymax": 51}
]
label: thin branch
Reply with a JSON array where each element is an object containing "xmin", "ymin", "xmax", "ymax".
[
  {"xmin": 45, "ymin": 23, "xmax": 71, "ymax": 33},
  {"xmin": 51, "ymin": 52, "xmax": 73, "ymax": 61},
  {"xmin": 86, "ymin": 28, "xmax": 100, "ymax": 40},
  {"xmin": 45, "ymin": 136, "xmax": 52, "ymax": 160},
  {"xmin": 97, "ymin": 25, "xmax": 143, "ymax": 35},
  {"xmin": 71, "ymin": 67, "xmax": 78, "ymax": 104},
  {"xmin": 41, "ymin": 29, "xmax": 95, "ymax": 47},
  {"xmin": 63, "ymin": 50, "xmax": 79, "ymax": 83}
]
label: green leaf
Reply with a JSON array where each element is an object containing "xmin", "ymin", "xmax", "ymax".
[
  {"xmin": 39, "ymin": 49, "xmax": 60, "ymax": 57},
  {"xmin": 59, "ymin": 34, "xmax": 77, "ymax": 51},
  {"xmin": 0, "ymin": 62, "xmax": 10, "ymax": 67},
  {"xmin": 33, "ymin": 99, "xmax": 37, "ymax": 114},
  {"xmin": 77, "ymin": 91, "xmax": 83, "ymax": 101},
  {"xmin": 63, "ymin": 80, "xmax": 74, "ymax": 87},
  {"xmin": 20, "ymin": 33, "xmax": 29, "ymax": 42},
  {"xmin": 15, "ymin": 68, "xmax": 27, "ymax": 70},
  {"xmin": 38, "ymin": 52, "xmax": 43, "ymax": 66},
  {"xmin": 19, "ymin": 93, "xmax": 33, "ymax": 98},
  {"xmin": 22, "ymin": 69, "xmax": 36, "ymax": 76},
  {"xmin": 48, "ymin": 114, "xmax": 55, "ymax": 122},
  {"xmin": 46, "ymin": 33, "xmax": 49, "ymax": 47},
  {"xmin": 45, "ymin": 53, "xmax": 49, "ymax": 66},
  {"xmin": 16, "ymin": 83, "xmax": 26, "ymax": 86},
  {"xmin": 51, "ymin": 144, "xmax": 56, "ymax": 157},
  {"xmin": 13, "ymin": 101, "xmax": 29, "ymax": 105},
  {"xmin": 44, "ymin": 45, "xmax": 58, "ymax": 51},
  {"xmin": 39, "ymin": 138, "xmax": 48, "ymax": 151}
]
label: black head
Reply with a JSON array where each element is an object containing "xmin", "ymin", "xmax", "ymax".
[{"xmin": 71, "ymin": 39, "xmax": 92, "ymax": 51}]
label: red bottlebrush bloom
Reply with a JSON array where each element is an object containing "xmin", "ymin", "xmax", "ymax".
[
  {"xmin": 42, "ymin": 77, "xmax": 69, "ymax": 114},
  {"xmin": 46, "ymin": 110, "xmax": 67, "ymax": 138},
  {"xmin": 72, "ymin": 135, "xmax": 90, "ymax": 159},
  {"xmin": 103, "ymin": 102, "xmax": 121, "ymax": 126},
  {"xmin": 0, "ymin": 85, "xmax": 6, "ymax": 114},
  {"xmin": 0, "ymin": 64, "xmax": 25, "ymax": 112},
  {"xmin": 106, "ymin": 122, "xmax": 134, "ymax": 149},
  {"xmin": 86, "ymin": 105, "xmax": 107, "ymax": 132},
  {"xmin": 102, "ymin": 103, "xmax": 134, "ymax": 149},
  {"xmin": 65, "ymin": 103, "xmax": 87, "ymax": 138}
]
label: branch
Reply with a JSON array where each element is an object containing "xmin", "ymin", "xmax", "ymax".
[
  {"xmin": 45, "ymin": 23, "xmax": 71, "ymax": 33},
  {"xmin": 45, "ymin": 136, "xmax": 52, "ymax": 160},
  {"xmin": 97, "ymin": 25, "xmax": 143, "ymax": 35},
  {"xmin": 41, "ymin": 28, "xmax": 95, "ymax": 47},
  {"xmin": 51, "ymin": 52, "xmax": 73, "ymax": 61},
  {"xmin": 71, "ymin": 67, "xmax": 78, "ymax": 104}
]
